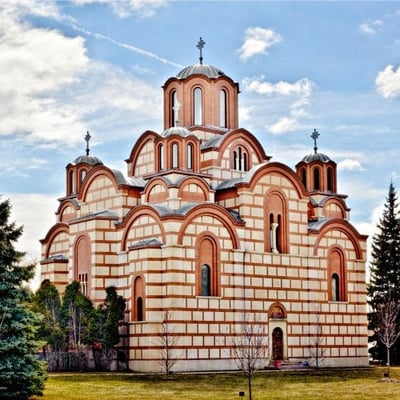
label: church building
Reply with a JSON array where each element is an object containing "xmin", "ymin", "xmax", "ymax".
[{"xmin": 40, "ymin": 39, "xmax": 369, "ymax": 371}]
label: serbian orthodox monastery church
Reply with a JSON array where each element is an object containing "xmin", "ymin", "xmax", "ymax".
[{"xmin": 40, "ymin": 39, "xmax": 369, "ymax": 371}]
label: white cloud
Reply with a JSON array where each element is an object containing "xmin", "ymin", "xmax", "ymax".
[
  {"xmin": 242, "ymin": 76, "xmax": 313, "ymax": 134},
  {"xmin": 238, "ymin": 27, "xmax": 282, "ymax": 61},
  {"xmin": 337, "ymin": 158, "xmax": 363, "ymax": 171},
  {"xmin": 7, "ymin": 193, "xmax": 60, "ymax": 290},
  {"xmin": 375, "ymin": 65, "xmax": 400, "ymax": 99},
  {"xmin": 72, "ymin": 0, "xmax": 168, "ymax": 18},
  {"xmin": 359, "ymin": 19, "xmax": 383, "ymax": 35},
  {"xmin": 0, "ymin": 7, "xmax": 162, "ymax": 147},
  {"xmin": 268, "ymin": 117, "xmax": 299, "ymax": 135}
]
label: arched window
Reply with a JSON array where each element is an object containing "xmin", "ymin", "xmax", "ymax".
[
  {"xmin": 265, "ymin": 191, "xmax": 288, "ymax": 254},
  {"xmin": 187, "ymin": 143, "xmax": 193, "ymax": 170},
  {"xmin": 313, "ymin": 167, "xmax": 320, "ymax": 191},
  {"xmin": 193, "ymin": 87, "xmax": 202, "ymax": 125},
  {"xmin": 196, "ymin": 235, "xmax": 220, "ymax": 297},
  {"xmin": 80, "ymin": 169, "xmax": 87, "ymax": 183},
  {"xmin": 233, "ymin": 150, "xmax": 237, "ymax": 170},
  {"xmin": 300, "ymin": 168, "xmax": 307, "ymax": 188},
  {"xmin": 232, "ymin": 146, "xmax": 249, "ymax": 171},
  {"xmin": 74, "ymin": 235, "xmax": 91, "ymax": 298},
  {"xmin": 133, "ymin": 276, "xmax": 145, "ymax": 321},
  {"xmin": 68, "ymin": 170, "xmax": 74, "ymax": 195},
  {"xmin": 171, "ymin": 90, "xmax": 178, "ymax": 127},
  {"xmin": 220, "ymin": 89, "xmax": 227, "ymax": 128},
  {"xmin": 201, "ymin": 265, "xmax": 211, "ymax": 296},
  {"xmin": 328, "ymin": 248, "xmax": 347, "ymax": 302},
  {"xmin": 158, "ymin": 144, "xmax": 164, "ymax": 171},
  {"xmin": 327, "ymin": 167, "xmax": 334, "ymax": 192},
  {"xmin": 171, "ymin": 143, "xmax": 179, "ymax": 168}
]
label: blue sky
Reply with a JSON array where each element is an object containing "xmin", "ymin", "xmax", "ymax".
[{"xmin": 1, "ymin": 1, "xmax": 400, "ymax": 286}]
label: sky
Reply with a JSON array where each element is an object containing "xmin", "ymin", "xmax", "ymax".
[{"xmin": 1, "ymin": 0, "xmax": 400, "ymax": 288}]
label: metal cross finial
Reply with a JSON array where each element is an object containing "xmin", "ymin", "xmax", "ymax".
[
  {"xmin": 311, "ymin": 128, "xmax": 320, "ymax": 154},
  {"xmin": 196, "ymin": 37, "xmax": 206, "ymax": 65},
  {"xmin": 84, "ymin": 131, "xmax": 91, "ymax": 156}
]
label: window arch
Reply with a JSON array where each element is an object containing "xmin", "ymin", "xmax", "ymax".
[
  {"xmin": 328, "ymin": 248, "xmax": 347, "ymax": 302},
  {"xmin": 219, "ymin": 89, "xmax": 227, "ymax": 128},
  {"xmin": 265, "ymin": 191, "xmax": 288, "ymax": 254},
  {"xmin": 132, "ymin": 276, "xmax": 145, "ymax": 321},
  {"xmin": 171, "ymin": 142, "xmax": 179, "ymax": 168},
  {"xmin": 193, "ymin": 87, "xmax": 202, "ymax": 125},
  {"xmin": 196, "ymin": 234, "xmax": 220, "ymax": 297}
]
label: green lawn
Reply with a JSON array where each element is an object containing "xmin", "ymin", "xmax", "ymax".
[{"xmin": 33, "ymin": 367, "xmax": 400, "ymax": 400}]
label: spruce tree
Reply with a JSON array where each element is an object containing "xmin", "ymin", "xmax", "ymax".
[
  {"xmin": 0, "ymin": 198, "xmax": 47, "ymax": 399},
  {"xmin": 368, "ymin": 182, "xmax": 400, "ymax": 363}
]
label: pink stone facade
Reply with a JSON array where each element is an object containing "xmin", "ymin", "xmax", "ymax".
[{"xmin": 40, "ymin": 58, "xmax": 368, "ymax": 371}]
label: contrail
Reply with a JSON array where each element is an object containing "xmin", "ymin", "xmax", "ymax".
[{"xmin": 71, "ymin": 24, "xmax": 183, "ymax": 68}]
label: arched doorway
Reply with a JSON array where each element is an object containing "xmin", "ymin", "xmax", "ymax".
[{"xmin": 272, "ymin": 327, "xmax": 284, "ymax": 360}]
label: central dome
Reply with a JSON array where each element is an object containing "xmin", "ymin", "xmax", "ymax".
[{"xmin": 176, "ymin": 64, "xmax": 226, "ymax": 79}]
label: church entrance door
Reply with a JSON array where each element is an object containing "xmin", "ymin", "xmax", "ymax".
[{"xmin": 272, "ymin": 327, "xmax": 283, "ymax": 360}]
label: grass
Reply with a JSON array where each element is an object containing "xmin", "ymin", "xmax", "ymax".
[{"xmin": 32, "ymin": 367, "xmax": 400, "ymax": 400}]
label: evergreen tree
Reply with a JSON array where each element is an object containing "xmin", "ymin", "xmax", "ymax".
[
  {"xmin": 33, "ymin": 279, "xmax": 66, "ymax": 354},
  {"xmin": 93, "ymin": 286, "xmax": 126, "ymax": 370},
  {"xmin": 0, "ymin": 198, "xmax": 47, "ymax": 399},
  {"xmin": 368, "ymin": 182, "xmax": 400, "ymax": 363}
]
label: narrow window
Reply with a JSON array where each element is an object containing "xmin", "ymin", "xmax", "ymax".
[
  {"xmin": 137, "ymin": 297, "xmax": 143, "ymax": 321},
  {"xmin": 327, "ymin": 167, "xmax": 333, "ymax": 192},
  {"xmin": 238, "ymin": 147, "xmax": 242, "ymax": 171},
  {"xmin": 331, "ymin": 274, "xmax": 340, "ymax": 302},
  {"xmin": 233, "ymin": 150, "xmax": 237, "ymax": 170},
  {"xmin": 78, "ymin": 272, "xmax": 88, "ymax": 297},
  {"xmin": 313, "ymin": 168, "xmax": 320, "ymax": 190},
  {"xmin": 301, "ymin": 168, "xmax": 307, "ymax": 188},
  {"xmin": 187, "ymin": 143, "xmax": 193, "ymax": 170},
  {"xmin": 171, "ymin": 90, "xmax": 177, "ymax": 127},
  {"xmin": 193, "ymin": 87, "xmax": 202, "ymax": 125},
  {"xmin": 158, "ymin": 144, "xmax": 164, "ymax": 171},
  {"xmin": 172, "ymin": 143, "xmax": 179, "ymax": 168},
  {"xmin": 276, "ymin": 214, "xmax": 282, "ymax": 253},
  {"xmin": 201, "ymin": 265, "xmax": 211, "ymax": 296},
  {"xmin": 243, "ymin": 152, "xmax": 248, "ymax": 172},
  {"xmin": 80, "ymin": 169, "xmax": 87, "ymax": 183},
  {"xmin": 68, "ymin": 170, "xmax": 74, "ymax": 195},
  {"xmin": 197, "ymin": 236, "xmax": 220, "ymax": 297},
  {"xmin": 220, "ymin": 89, "xmax": 227, "ymax": 128}
]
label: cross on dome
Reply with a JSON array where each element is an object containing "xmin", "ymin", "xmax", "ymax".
[
  {"xmin": 311, "ymin": 128, "xmax": 320, "ymax": 154},
  {"xmin": 85, "ymin": 131, "xmax": 91, "ymax": 156},
  {"xmin": 196, "ymin": 37, "xmax": 206, "ymax": 65}
]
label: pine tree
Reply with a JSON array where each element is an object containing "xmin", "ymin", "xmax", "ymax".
[
  {"xmin": 0, "ymin": 197, "xmax": 47, "ymax": 399},
  {"xmin": 368, "ymin": 182, "xmax": 400, "ymax": 364}
]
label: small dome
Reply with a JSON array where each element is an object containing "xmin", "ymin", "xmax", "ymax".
[
  {"xmin": 176, "ymin": 64, "xmax": 225, "ymax": 79},
  {"xmin": 161, "ymin": 127, "xmax": 192, "ymax": 138},
  {"xmin": 300, "ymin": 152, "xmax": 331, "ymax": 163},
  {"xmin": 73, "ymin": 154, "xmax": 103, "ymax": 166}
]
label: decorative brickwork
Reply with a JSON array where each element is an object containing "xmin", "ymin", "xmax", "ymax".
[{"xmin": 41, "ymin": 55, "xmax": 368, "ymax": 372}]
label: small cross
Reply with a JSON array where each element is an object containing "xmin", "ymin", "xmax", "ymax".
[
  {"xmin": 196, "ymin": 37, "xmax": 206, "ymax": 65},
  {"xmin": 84, "ymin": 131, "xmax": 91, "ymax": 156},
  {"xmin": 311, "ymin": 129, "xmax": 320, "ymax": 154}
]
